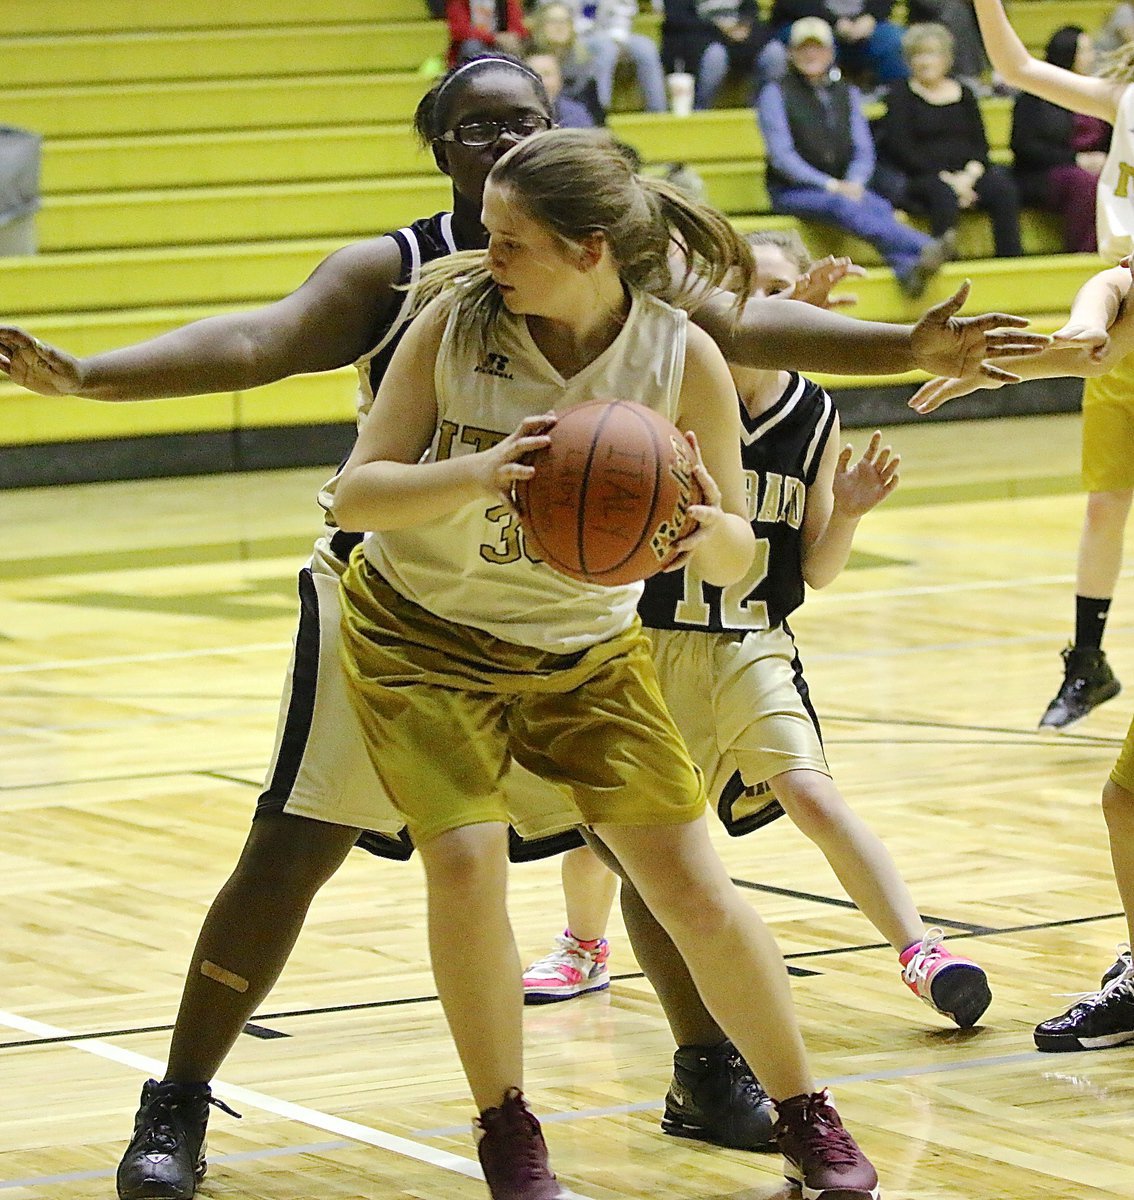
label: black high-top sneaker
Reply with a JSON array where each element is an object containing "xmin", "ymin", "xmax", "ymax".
[
  {"xmin": 1034, "ymin": 964, "xmax": 1134, "ymax": 1052},
  {"xmin": 661, "ymin": 1039, "xmax": 776, "ymax": 1150},
  {"xmin": 1039, "ymin": 646, "xmax": 1121, "ymax": 730},
  {"xmin": 1101, "ymin": 944, "xmax": 1132, "ymax": 988},
  {"xmin": 116, "ymin": 1079, "xmax": 240, "ymax": 1200}
]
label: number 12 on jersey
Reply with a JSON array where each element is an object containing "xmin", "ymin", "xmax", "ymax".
[{"xmin": 673, "ymin": 538, "xmax": 771, "ymax": 629}]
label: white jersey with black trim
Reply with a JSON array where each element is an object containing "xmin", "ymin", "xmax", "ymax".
[
  {"xmin": 1098, "ymin": 84, "xmax": 1134, "ymax": 262},
  {"xmin": 363, "ymin": 288, "xmax": 688, "ymax": 653}
]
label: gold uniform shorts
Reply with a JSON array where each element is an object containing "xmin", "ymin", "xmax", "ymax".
[
  {"xmin": 1083, "ymin": 352, "xmax": 1134, "ymax": 492},
  {"xmin": 649, "ymin": 623, "xmax": 829, "ymax": 828},
  {"xmin": 1110, "ymin": 712, "xmax": 1134, "ymax": 793},
  {"xmin": 338, "ymin": 551, "xmax": 707, "ymax": 846}
]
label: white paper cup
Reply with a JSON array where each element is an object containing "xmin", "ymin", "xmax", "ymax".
[{"xmin": 666, "ymin": 71, "xmax": 695, "ymax": 116}]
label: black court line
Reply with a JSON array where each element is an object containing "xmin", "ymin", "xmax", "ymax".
[
  {"xmin": 0, "ymin": 910, "xmax": 1123, "ymax": 1054},
  {"xmin": 820, "ymin": 711, "xmax": 1124, "ymax": 746},
  {"xmin": 242, "ymin": 1023, "xmax": 290, "ymax": 1040},
  {"xmin": 729, "ymin": 878, "xmax": 997, "ymax": 933},
  {"xmin": 0, "ymin": 763, "xmax": 268, "ymax": 793}
]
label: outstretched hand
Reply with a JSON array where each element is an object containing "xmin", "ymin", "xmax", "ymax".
[
  {"xmin": 831, "ymin": 431, "xmax": 899, "ymax": 515},
  {"xmin": 786, "ymin": 255, "xmax": 866, "ymax": 310},
  {"xmin": 0, "ymin": 327, "xmax": 84, "ymax": 396},
  {"xmin": 907, "ymin": 372, "xmax": 1002, "ymax": 413},
  {"xmin": 908, "ymin": 281, "xmax": 1050, "ymax": 383},
  {"xmin": 1050, "ymin": 321, "xmax": 1110, "ymax": 361}
]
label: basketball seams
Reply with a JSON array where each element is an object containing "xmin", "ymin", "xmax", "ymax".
[
  {"xmin": 586, "ymin": 401, "xmax": 665, "ymax": 580},
  {"xmin": 577, "ymin": 401, "xmax": 613, "ymax": 576},
  {"xmin": 516, "ymin": 398, "xmax": 690, "ymax": 585}
]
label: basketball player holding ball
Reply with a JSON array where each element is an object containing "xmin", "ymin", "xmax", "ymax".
[{"xmin": 332, "ymin": 127, "xmax": 882, "ymax": 1200}]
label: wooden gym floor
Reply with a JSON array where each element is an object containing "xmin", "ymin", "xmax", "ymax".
[{"xmin": 1, "ymin": 410, "xmax": 1131, "ymax": 1199}]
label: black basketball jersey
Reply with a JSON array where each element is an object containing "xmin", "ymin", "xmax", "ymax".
[
  {"xmin": 362, "ymin": 211, "xmax": 459, "ymax": 405},
  {"xmin": 638, "ymin": 372, "xmax": 836, "ymax": 634}
]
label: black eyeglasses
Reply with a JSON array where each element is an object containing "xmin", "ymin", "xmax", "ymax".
[{"xmin": 434, "ymin": 114, "xmax": 554, "ymax": 148}]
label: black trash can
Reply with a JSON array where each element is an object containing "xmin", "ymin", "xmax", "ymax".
[{"xmin": 0, "ymin": 126, "xmax": 42, "ymax": 255}]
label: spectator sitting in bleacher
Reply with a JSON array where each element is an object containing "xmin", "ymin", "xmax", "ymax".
[
  {"xmin": 906, "ymin": 0, "xmax": 989, "ymax": 93},
  {"xmin": 1011, "ymin": 25, "xmax": 1109, "ymax": 253},
  {"xmin": 445, "ymin": 0, "xmax": 528, "ymax": 65},
  {"xmin": 877, "ymin": 23, "xmax": 1022, "ymax": 259},
  {"xmin": 529, "ymin": 2, "xmax": 607, "ymax": 121},
  {"xmin": 652, "ymin": 0, "xmax": 768, "ymax": 109},
  {"xmin": 541, "ymin": 0, "xmax": 668, "ymax": 113},
  {"xmin": 764, "ymin": 0, "xmax": 908, "ymax": 90},
  {"xmin": 526, "ymin": 50, "xmax": 597, "ymax": 125},
  {"xmin": 757, "ymin": 17, "xmax": 951, "ymax": 297}
]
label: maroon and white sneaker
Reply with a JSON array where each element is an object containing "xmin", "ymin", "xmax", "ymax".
[
  {"xmin": 475, "ymin": 1089, "xmax": 565, "ymax": 1200},
  {"xmin": 773, "ymin": 1090, "xmax": 880, "ymax": 1200},
  {"xmin": 899, "ymin": 927, "xmax": 991, "ymax": 1028}
]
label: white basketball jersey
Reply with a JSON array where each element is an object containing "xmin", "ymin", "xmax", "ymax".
[
  {"xmin": 363, "ymin": 288, "xmax": 688, "ymax": 653},
  {"xmin": 1097, "ymin": 84, "xmax": 1134, "ymax": 262}
]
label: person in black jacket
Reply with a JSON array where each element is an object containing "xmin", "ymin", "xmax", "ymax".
[
  {"xmin": 1011, "ymin": 26, "xmax": 1110, "ymax": 253},
  {"xmin": 878, "ymin": 22, "xmax": 1022, "ymax": 256}
]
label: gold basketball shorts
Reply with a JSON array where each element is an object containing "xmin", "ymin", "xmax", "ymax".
[
  {"xmin": 1083, "ymin": 353, "xmax": 1134, "ymax": 492},
  {"xmin": 338, "ymin": 550, "xmax": 707, "ymax": 846}
]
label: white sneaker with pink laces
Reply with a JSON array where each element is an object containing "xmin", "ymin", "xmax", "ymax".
[
  {"xmin": 899, "ymin": 927, "xmax": 992, "ymax": 1028},
  {"xmin": 523, "ymin": 932, "xmax": 610, "ymax": 1005}
]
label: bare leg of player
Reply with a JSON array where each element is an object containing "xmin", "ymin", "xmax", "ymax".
[
  {"xmin": 561, "ymin": 845, "xmax": 619, "ymax": 942},
  {"xmin": 417, "ymin": 822, "xmax": 524, "ymax": 1110},
  {"xmin": 770, "ymin": 769, "xmax": 923, "ymax": 952},
  {"xmin": 594, "ymin": 817, "xmax": 810, "ymax": 1101}
]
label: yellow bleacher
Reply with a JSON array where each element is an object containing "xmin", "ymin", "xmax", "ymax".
[{"xmin": 0, "ymin": 0, "xmax": 1117, "ymax": 469}]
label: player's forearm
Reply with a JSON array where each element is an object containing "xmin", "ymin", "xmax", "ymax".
[
  {"xmin": 692, "ymin": 515, "xmax": 755, "ymax": 587},
  {"xmin": 700, "ymin": 295, "xmax": 921, "ymax": 374},
  {"xmin": 802, "ymin": 511, "xmax": 860, "ymax": 589},
  {"xmin": 978, "ymin": 340, "xmax": 1119, "ymax": 384},
  {"xmin": 333, "ymin": 458, "xmax": 485, "ymax": 532},
  {"xmin": 76, "ymin": 317, "xmax": 285, "ymax": 400},
  {"xmin": 971, "ymin": 0, "xmax": 1033, "ymax": 82},
  {"xmin": 1069, "ymin": 269, "xmax": 1129, "ymax": 332}
]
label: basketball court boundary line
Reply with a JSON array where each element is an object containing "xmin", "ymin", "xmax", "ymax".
[{"xmin": 0, "ymin": 1009, "xmax": 597, "ymax": 1200}]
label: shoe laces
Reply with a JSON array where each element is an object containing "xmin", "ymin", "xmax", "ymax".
[
  {"xmin": 477, "ymin": 1090, "xmax": 552, "ymax": 1185},
  {"xmin": 138, "ymin": 1087, "xmax": 241, "ymax": 1154},
  {"xmin": 901, "ymin": 927, "xmax": 946, "ymax": 987},
  {"xmin": 1058, "ymin": 965, "xmax": 1134, "ymax": 1006},
  {"xmin": 724, "ymin": 1044, "xmax": 767, "ymax": 1104},
  {"xmin": 782, "ymin": 1090, "xmax": 861, "ymax": 1169}
]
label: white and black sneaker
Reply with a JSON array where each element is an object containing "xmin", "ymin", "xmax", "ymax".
[
  {"xmin": 1038, "ymin": 646, "xmax": 1121, "ymax": 730},
  {"xmin": 1034, "ymin": 964, "xmax": 1134, "ymax": 1052}
]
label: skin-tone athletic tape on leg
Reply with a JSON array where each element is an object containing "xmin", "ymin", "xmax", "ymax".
[{"xmin": 201, "ymin": 960, "xmax": 250, "ymax": 993}]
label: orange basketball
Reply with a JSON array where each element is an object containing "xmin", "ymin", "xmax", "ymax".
[{"xmin": 515, "ymin": 399, "xmax": 703, "ymax": 586}]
